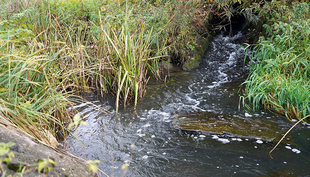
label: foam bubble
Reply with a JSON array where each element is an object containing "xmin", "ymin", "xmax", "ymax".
[
  {"xmin": 245, "ymin": 113, "xmax": 252, "ymax": 117},
  {"xmin": 143, "ymin": 123, "xmax": 151, "ymax": 127},
  {"xmin": 212, "ymin": 135, "xmax": 219, "ymax": 139},
  {"xmin": 292, "ymin": 148, "xmax": 301, "ymax": 154},
  {"xmin": 137, "ymin": 133, "xmax": 145, "ymax": 137},
  {"xmin": 218, "ymin": 138, "xmax": 230, "ymax": 144},
  {"xmin": 285, "ymin": 146, "xmax": 292, "ymax": 150}
]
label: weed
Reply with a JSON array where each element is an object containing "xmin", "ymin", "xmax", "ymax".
[
  {"xmin": 0, "ymin": 142, "xmax": 15, "ymax": 174},
  {"xmin": 37, "ymin": 158, "xmax": 57, "ymax": 174},
  {"xmin": 242, "ymin": 2, "xmax": 310, "ymax": 122}
]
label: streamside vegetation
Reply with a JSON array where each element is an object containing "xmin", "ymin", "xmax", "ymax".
[
  {"xmin": 242, "ymin": 2, "xmax": 310, "ymax": 123},
  {"xmin": 0, "ymin": 0, "xmax": 309, "ymax": 153},
  {"xmin": 0, "ymin": 0, "xmax": 210, "ymax": 146}
]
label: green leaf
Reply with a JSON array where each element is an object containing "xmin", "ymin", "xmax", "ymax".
[
  {"xmin": 38, "ymin": 161, "xmax": 47, "ymax": 172},
  {"xmin": 121, "ymin": 163, "xmax": 129, "ymax": 170}
]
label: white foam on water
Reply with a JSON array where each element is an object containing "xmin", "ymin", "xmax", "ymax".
[
  {"xmin": 292, "ymin": 148, "xmax": 301, "ymax": 154},
  {"xmin": 212, "ymin": 135, "xmax": 219, "ymax": 139},
  {"xmin": 143, "ymin": 123, "xmax": 151, "ymax": 127},
  {"xmin": 137, "ymin": 133, "xmax": 145, "ymax": 137},
  {"xmin": 184, "ymin": 93, "xmax": 200, "ymax": 106},
  {"xmin": 291, "ymin": 119, "xmax": 297, "ymax": 122},
  {"xmin": 245, "ymin": 113, "xmax": 252, "ymax": 117},
  {"xmin": 285, "ymin": 146, "xmax": 292, "ymax": 150},
  {"xmin": 217, "ymin": 138, "xmax": 230, "ymax": 144}
]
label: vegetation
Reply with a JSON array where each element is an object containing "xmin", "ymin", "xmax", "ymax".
[
  {"xmin": 242, "ymin": 2, "xmax": 310, "ymax": 123},
  {"xmin": 0, "ymin": 0, "xmax": 309, "ymax": 162},
  {"xmin": 0, "ymin": 0, "xmax": 209, "ymax": 146},
  {"xmin": 0, "ymin": 142, "xmax": 15, "ymax": 174}
]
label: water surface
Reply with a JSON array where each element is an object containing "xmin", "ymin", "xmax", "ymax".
[{"xmin": 66, "ymin": 33, "xmax": 310, "ymax": 177}]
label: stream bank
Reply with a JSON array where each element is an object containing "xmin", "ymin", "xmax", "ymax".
[{"xmin": 0, "ymin": 125, "xmax": 92, "ymax": 177}]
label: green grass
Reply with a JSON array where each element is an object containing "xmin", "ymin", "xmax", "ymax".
[
  {"xmin": 242, "ymin": 2, "xmax": 310, "ymax": 122},
  {"xmin": 0, "ymin": 0, "xmax": 208, "ymax": 145}
]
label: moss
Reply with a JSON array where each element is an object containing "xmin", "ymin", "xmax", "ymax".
[
  {"xmin": 182, "ymin": 36, "xmax": 211, "ymax": 71},
  {"xmin": 173, "ymin": 111, "xmax": 294, "ymax": 144},
  {"xmin": 182, "ymin": 59, "xmax": 201, "ymax": 71}
]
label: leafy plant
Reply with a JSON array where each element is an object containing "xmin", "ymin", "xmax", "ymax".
[
  {"xmin": 37, "ymin": 158, "xmax": 57, "ymax": 174},
  {"xmin": 87, "ymin": 159, "xmax": 100, "ymax": 175},
  {"xmin": 242, "ymin": 2, "xmax": 310, "ymax": 122},
  {"xmin": 0, "ymin": 142, "xmax": 15, "ymax": 173}
]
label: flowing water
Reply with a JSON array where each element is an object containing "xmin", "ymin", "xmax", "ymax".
[{"xmin": 66, "ymin": 33, "xmax": 310, "ymax": 177}]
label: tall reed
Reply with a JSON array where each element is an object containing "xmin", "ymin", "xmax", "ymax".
[
  {"xmin": 0, "ymin": 0, "xmax": 209, "ymax": 145},
  {"xmin": 0, "ymin": 25, "xmax": 72, "ymax": 146},
  {"xmin": 98, "ymin": 3, "xmax": 161, "ymax": 112}
]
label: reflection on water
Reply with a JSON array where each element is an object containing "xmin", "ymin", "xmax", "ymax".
[{"xmin": 66, "ymin": 33, "xmax": 310, "ymax": 177}]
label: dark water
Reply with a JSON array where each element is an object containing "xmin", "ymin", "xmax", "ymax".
[{"xmin": 66, "ymin": 33, "xmax": 310, "ymax": 177}]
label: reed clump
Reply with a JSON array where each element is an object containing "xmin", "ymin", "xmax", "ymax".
[
  {"xmin": 242, "ymin": 2, "xmax": 310, "ymax": 122},
  {"xmin": 0, "ymin": 0, "xmax": 208, "ymax": 144}
]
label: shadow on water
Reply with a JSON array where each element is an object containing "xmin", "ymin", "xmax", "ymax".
[{"xmin": 66, "ymin": 32, "xmax": 310, "ymax": 177}]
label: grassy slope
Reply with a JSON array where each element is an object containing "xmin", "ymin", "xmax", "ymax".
[{"xmin": 243, "ymin": 2, "xmax": 310, "ymax": 122}]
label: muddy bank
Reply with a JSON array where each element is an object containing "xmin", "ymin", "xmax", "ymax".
[{"xmin": 0, "ymin": 125, "xmax": 92, "ymax": 177}]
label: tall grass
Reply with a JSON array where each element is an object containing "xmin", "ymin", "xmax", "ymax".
[
  {"xmin": 0, "ymin": 21, "xmax": 73, "ymax": 146},
  {"xmin": 99, "ymin": 9, "xmax": 156, "ymax": 111},
  {"xmin": 242, "ymin": 2, "xmax": 310, "ymax": 122},
  {"xmin": 0, "ymin": 0, "xmax": 208, "ymax": 144}
]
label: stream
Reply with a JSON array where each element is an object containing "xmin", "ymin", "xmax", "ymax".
[{"xmin": 66, "ymin": 32, "xmax": 310, "ymax": 177}]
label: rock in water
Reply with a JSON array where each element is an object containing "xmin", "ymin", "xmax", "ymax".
[{"xmin": 172, "ymin": 111, "xmax": 293, "ymax": 143}]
